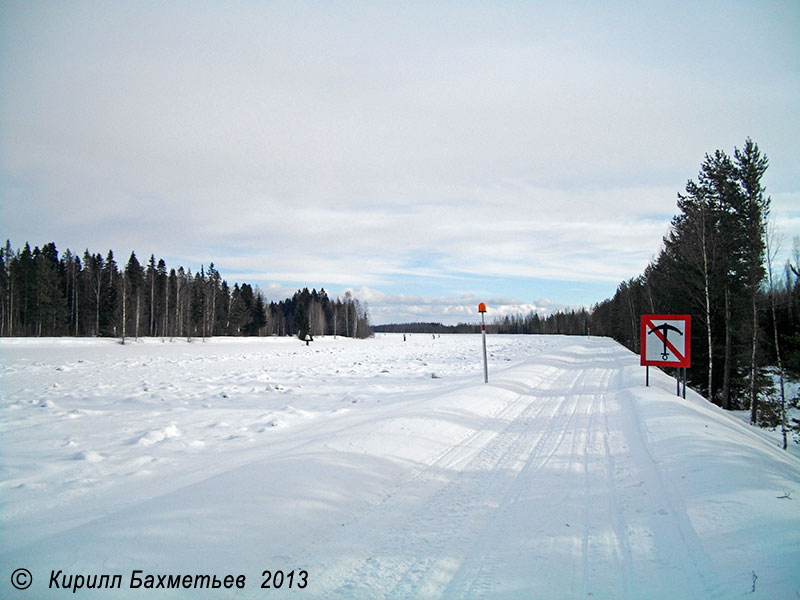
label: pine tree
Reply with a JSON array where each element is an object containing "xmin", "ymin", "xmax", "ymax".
[
  {"xmin": 734, "ymin": 139, "xmax": 770, "ymax": 422},
  {"xmin": 101, "ymin": 251, "xmax": 118, "ymax": 336},
  {"xmin": 125, "ymin": 252, "xmax": 144, "ymax": 340},
  {"xmin": 34, "ymin": 243, "xmax": 63, "ymax": 336},
  {"xmin": 156, "ymin": 259, "xmax": 168, "ymax": 337},
  {"xmin": 147, "ymin": 255, "xmax": 157, "ymax": 337},
  {"xmin": 252, "ymin": 292, "xmax": 267, "ymax": 335},
  {"xmin": 83, "ymin": 250, "xmax": 103, "ymax": 337},
  {"xmin": 0, "ymin": 242, "xmax": 11, "ymax": 336},
  {"xmin": 671, "ymin": 179, "xmax": 719, "ymax": 400}
]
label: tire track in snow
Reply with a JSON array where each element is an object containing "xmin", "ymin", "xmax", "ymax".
[
  {"xmin": 440, "ymin": 346, "xmax": 637, "ymax": 599},
  {"xmin": 618, "ymin": 386, "xmax": 715, "ymax": 598},
  {"xmin": 390, "ymin": 382, "xmax": 583, "ymax": 599},
  {"xmin": 440, "ymin": 372, "xmax": 589, "ymax": 598},
  {"xmin": 578, "ymin": 354, "xmax": 636, "ymax": 599},
  {"xmin": 280, "ymin": 383, "xmax": 537, "ymax": 573},
  {"xmin": 66, "ymin": 339, "xmax": 709, "ymax": 599},
  {"xmin": 599, "ymin": 391, "xmax": 635, "ymax": 597},
  {"xmin": 308, "ymin": 364, "xmax": 585, "ymax": 598}
]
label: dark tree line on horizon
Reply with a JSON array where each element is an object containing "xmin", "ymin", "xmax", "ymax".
[
  {"xmin": 0, "ymin": 242, "xmax": 372, "ymax": 341},
  {"xmin": 374, "ymin": 322, "xmax": 480, "ymax": 334},
  {"xmin": 374, "ymin": 310, "xmax": 592, "ymax": 336}
]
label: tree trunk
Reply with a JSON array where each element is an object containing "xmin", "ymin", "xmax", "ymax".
[
  {"xmin": 766, "ymin": 232, "xmax": 788, "ymax": 449},
  {"xmin": 8, "ymin": 278, "xmax": 13, "ymax": 336},
  {"xmin": 722, "ymin": 285, "xmax": 732, "ymax": 410},
  {"xmin": 175, "ymin": 282, "xmax": 181, "ymax": 338},
  {"xmin": 150, "ymin": 274, "xmax": 155, "ymax": 336},
  {"xmin": 225, "ymin": 292, "xmax": 231, "ymax": 333},
  {"xmin": 135, "ymin": 293, "xmax": 141, "ymax": 340},
  {"xmin": 700, "ymin": 219, "xmax": 713, "ymax": 401},
  {"xmin": 95, "ymin": 286, "xmax": 100, "ymax": 337},
  {"xmin": 121, "ymin": 276, "xmax": 127, "ymax": 344},
  {"xmin": 210, "ymin": 286, "xmax": 216, "ymax": 338},
  {"xmin": 749, "ymin": 293, "xmax": 759, "ymax": 424},
  {"xmin": 73, "ymin": 266, "xmax": 79, "ymax": 336},
  {"xmin": 164, "ymin": 277, "xmax": 169, "ymax": 340},
  {"xmin": 625, "ymin": 286, "xmax": 637, "ymax": 352}
]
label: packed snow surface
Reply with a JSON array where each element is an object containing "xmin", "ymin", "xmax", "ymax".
[{"xmin": 1, "ymin": 334, "xmax": 798, "ymax": 599}]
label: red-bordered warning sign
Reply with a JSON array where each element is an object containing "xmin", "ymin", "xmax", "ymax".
[{"xmin": 640, "ymin": 314, "xmax": 691, "ymax": 368}]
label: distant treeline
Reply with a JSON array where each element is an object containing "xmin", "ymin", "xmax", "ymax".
[
  {"xmin": 375, "ymin": 309, "xmax": 591, "ymax": 336},
  {"xmin": 374, "ymin": 322, "xmax": 479, "ymax": 334},
  {"xmin": 490, "ymin": 308, "xmax": 591, "ymax": 335},
  {"xmin": 0, "ymin": 242, "xmax": 372, "ymax": 340}
]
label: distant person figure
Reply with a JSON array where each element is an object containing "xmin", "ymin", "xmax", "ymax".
[{"xmin": 403, "ymin": 334, "xmax": 406, "ymax": 342}]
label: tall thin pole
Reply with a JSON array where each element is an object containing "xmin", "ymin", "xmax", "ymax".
[
  {"xmin": 481, "ymin": 312, "xmax": 488, "ymax": 384},
  {"xmin": 682, "ymin": 368, "xmax": 687, "ymax": 399}
]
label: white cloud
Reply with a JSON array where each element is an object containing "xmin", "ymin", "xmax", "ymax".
[{"xmin": 2, "ymin": 1, "xmax": 798, "ymax": 318}]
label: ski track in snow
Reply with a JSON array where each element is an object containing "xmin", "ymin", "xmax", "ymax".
[
  {"xmin": 305, "ymin": 343, "xmax": 715, "ymax": 599},
  {"xmin": 1, "ymin": 335, "xmax": 799, "ymax": 599}
]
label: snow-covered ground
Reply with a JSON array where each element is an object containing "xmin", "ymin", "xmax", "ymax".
[{"xmin": 1, "ymin": 334, "xmax": 798, "ymax": 599}]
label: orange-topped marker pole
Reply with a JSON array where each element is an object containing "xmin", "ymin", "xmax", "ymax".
[{"xmin": 478, "ymin": 303, "xmax": 488, "ymax": 383}]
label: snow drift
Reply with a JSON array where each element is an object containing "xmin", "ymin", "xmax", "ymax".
[{"xmin": 1, "ymin": 334, "xmax": 798, "ymax": 598}]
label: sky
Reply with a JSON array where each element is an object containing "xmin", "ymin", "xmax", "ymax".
[{"xmin": 2, "ymin": 1, "xmax": 799, "ymax": 325}]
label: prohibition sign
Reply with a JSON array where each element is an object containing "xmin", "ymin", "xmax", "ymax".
[{"xmin": 640, "ymin": 314, "xmax": 691, "ymax": 368}]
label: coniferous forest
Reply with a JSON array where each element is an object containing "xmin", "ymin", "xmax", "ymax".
[
  {"xmin": 589, "ymin": 140, "xmax": 800, "ymax": 426},
  {"xmin": 486, "ymin": 139, "xmax": 800, "ymax": 437},
  {"xmin": 0, "ymin": 244, "xmax": 371, "ymax": 341}
]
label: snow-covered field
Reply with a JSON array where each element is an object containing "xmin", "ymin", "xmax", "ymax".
[{"xmin": 1, "ymin": 334, "xmax": 798, "ymax": 599}]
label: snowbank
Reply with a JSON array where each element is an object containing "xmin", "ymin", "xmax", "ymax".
[{"xmin": 1, "ymin": 335, "xmax": 798, "ymax": 598}]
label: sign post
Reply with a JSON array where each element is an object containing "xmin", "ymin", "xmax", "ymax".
[
  {"xmin": 640, "ymin": 314, "xmax": 691, "ymax": 397},
  {"xmin": 478, "ymin": 303, "xmax": 488, "ymax": 383}
]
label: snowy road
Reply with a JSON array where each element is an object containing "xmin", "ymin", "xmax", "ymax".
[{"xmin": 1, "ymin": 335, "xmax": 798, "ymax": 598}]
